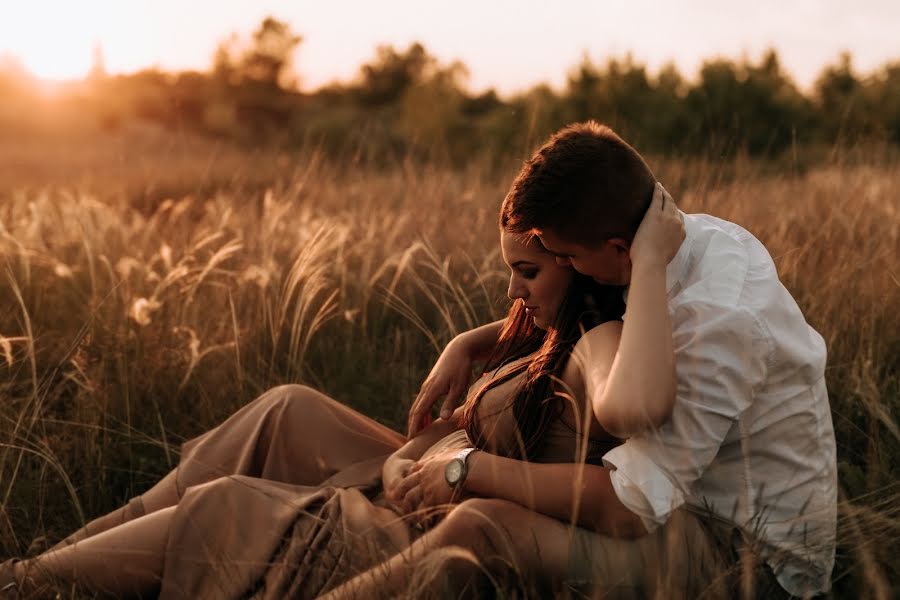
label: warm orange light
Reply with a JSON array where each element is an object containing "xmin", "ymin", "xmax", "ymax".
[{"xmin": 1, "ymin": 2, "xmax": 103, "ymax": 80}]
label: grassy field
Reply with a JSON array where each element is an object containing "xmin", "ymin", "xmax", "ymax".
[{"xmin": 1, "ymin": 131, "xmax": 898, "ymax": 598}]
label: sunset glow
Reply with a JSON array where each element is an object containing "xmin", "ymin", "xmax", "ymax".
[{"xmin": 2, "ymin": 0, "xmax": 899, "ymax": 91}]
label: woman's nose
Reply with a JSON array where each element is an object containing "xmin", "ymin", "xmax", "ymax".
[{"xmin": 507, "ymin": 278, "xmax": 527, "ymax": 301}]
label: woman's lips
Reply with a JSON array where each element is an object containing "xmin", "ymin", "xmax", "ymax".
[{"xmin": 525, "ymin": 307, "xmax": 538, "ymax": 316}]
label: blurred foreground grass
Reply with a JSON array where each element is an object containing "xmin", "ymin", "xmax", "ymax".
[{"xmin": 0, "ymin": 134, "xmax": 898, "ymax": 598}]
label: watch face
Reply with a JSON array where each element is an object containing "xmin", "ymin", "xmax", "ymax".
[{"xmin": 445, "ymin": 460, "xmax": 463, "ymax": 484}]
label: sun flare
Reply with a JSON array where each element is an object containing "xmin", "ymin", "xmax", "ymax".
[{"xmin": 0, "ymin": 0, "xmax": 143, "ymax": 81}]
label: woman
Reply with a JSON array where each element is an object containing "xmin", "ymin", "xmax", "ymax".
[{"xmin": 2, "ymin": 194, "xmax": 680, "ymax": 598}]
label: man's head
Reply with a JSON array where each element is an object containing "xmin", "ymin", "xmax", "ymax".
[{"xmin": 500, "ymin": 121, "xmax": 656, "ymax": 285}]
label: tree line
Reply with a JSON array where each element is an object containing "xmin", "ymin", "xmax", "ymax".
[{"xmin": 2, "ymin": 17, "xmax": 899, "ymax": 164}]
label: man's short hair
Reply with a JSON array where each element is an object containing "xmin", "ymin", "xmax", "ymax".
[{"xmin": 501, "ymin": 121, "xmax": 656, "ymax": 245}]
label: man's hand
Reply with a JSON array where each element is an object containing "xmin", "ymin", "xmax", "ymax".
[
  {"xmin": 393, "ymin": 450, "xmax": 462, "ymax": 525},
  {"xmin": 630, "ymin": 182, "xmax": 685, "ymax": 270},
  {"xmin": 382, "ymin": 457, "xmax": 416, "ymax": 512},
  {"xmin": 407, "ymin": 337, "xmax": 473, "ymax": 437}
]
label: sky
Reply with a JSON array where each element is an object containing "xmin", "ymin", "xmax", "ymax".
[{"xmin": 2, "ymin": 0, "xmax": 899, "ymax": 95}]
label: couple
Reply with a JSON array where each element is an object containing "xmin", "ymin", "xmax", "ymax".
[{"xmin": 2, "ymin": 122, "xmax": 836, "ymax": 599}]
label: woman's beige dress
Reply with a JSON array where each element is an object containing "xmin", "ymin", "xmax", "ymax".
[{"xmin": 158, "ymin": 358, "xmax": 616, "ymax": 599}]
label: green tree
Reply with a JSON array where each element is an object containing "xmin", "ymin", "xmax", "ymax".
[
  {"xmin": 212, "ymin": 17, "xmax": 302, "ymax": 90},
  {"xmin": 563, "ymin": 54, "xmax": 686, "ymax": 152},
  {"xmin": 871, "ymin": 62, "xmax": 900, "ymax": 144},
  {"xmin": 242, "ymin": 17, "xmax": 303, "ymax": 89},
  {"xmin": 814, "ymin": 52, "xmax": 873, "ymax": 142},
  {"xmin": 356, "ymin": 43, "xmax": 434, "ymax": 106},
  {"xmin": 684, "ymin": 49, "xmax": 809, "ymax": 155}
]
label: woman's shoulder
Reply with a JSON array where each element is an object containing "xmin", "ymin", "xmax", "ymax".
[
  {"xmin": 561, "ymin": 320, "xmax": 622, "ymax": 391},
  {"xmin": 571, "ymin": 320, "xmax": 623, "ymax": 364}
]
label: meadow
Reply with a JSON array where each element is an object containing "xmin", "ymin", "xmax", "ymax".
[{"xmin": 0, "ymin": 130, "xmax": 898, "ymax": 598}]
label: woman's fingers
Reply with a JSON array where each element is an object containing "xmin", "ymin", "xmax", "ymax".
[
  {"xmin": 408, "ymin": 382, "xmax": 437, "ymax": 436},
  {"xmin": 439, "ymin": 381, "xmax": 464, "ymax": 421},
  {"xmin": 410, "ymin": 374, "xmax": 467, "ymax": 435}
]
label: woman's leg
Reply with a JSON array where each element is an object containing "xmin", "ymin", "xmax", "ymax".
[
  {"xmin": 54, "ymin": 385, "xmax": 404, "ymax": 548},
  {"xmin": 14, "ymin": 507, "xmax": 174, "ymax": 598}
]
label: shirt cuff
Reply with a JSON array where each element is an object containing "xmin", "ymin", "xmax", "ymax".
[{"xmin": 602, "ymin": 443, "xmax": 686, "ymax": 533}]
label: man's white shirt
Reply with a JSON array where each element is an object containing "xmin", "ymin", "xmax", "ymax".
[{"xmin": 603, "ymin": 212, "xmax": 837, "ymax": 597}]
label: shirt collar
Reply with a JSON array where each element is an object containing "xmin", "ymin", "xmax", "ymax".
[
  {"xmin": 665, "ymin": 210, "xmax": 693, "ymax": 294},
  {"xmin": 623, "ymin": 210, "xmax": 692, "ymax": 305}
]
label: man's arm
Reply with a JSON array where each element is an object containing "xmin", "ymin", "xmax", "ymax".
[
  {"xmin": 462, "ymin": 452, "xmax": 647, "ymax": 538},
  {"xmin": 397, "ymin": 445, "xmax": 646, "ymax": 538},
  {"xmin": 384, "ymin": 409, "xmax": 464, "ymax": 505},
  {"xmin": 395, "ymin": 450, "xmax": 647, "ymax": 537},
  {"xmin": 587, "ymin": 182, "xmax": 682, "ymax": 438},
  {"xmin": 588, "ymin": 259, "xmax": 676, "ymax": 438},
  {"xmin": 407, "ymin": 319, "xmax": 504, "ymax": 436},
  {"xmin": 603, "ymin": 299, "xmax": 767, "ymax": 529}
]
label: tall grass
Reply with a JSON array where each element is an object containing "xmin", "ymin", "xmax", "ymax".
[{"xmin": 0, "ymin": 135, "xmax": 897, "ymax": 598}]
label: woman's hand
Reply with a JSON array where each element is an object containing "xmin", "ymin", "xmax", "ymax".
[
  {"xmin": 629, "ymin": 182, "xmax": 685, "ymax": 271},
  {"xmin": 407, "ymin": 337, "xmax": 474, "ymax": 437}
]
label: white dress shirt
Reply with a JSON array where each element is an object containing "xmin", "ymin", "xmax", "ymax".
[{"xmin": 602, "ymin": 213, "xmax": 837, "ymax": 597}]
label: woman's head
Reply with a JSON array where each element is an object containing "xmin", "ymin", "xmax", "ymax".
[
  {"xmin": 463, "ymin": 225, "xmax": 625, "ymax": 460},
  {"xmin": 501, "ymin": 230, "xmax": 572, "ymax": 331}
]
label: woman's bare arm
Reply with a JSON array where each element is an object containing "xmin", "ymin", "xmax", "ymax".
[
  {"xmin": 407, "ymin": 320, "xmax": 504, "ymax": 435},
  {"xmin": 455, "ymin": 319, "xmax": 506, "ymax": 362}
]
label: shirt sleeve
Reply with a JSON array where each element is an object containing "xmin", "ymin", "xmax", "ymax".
[{"xmin": 603, "ymin": 301, "xmax": 769, "ymax": 529}]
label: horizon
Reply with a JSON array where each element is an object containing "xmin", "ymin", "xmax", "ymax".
[{"xmin": 2, "ymin": 0, "xmax": 899, "ymax": 95}]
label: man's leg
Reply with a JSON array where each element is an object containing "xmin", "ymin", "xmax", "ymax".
[
  {"xmin": 320, "ymin": 498, "xmax": 583, "ymax": 600},
  {"xmin": 321, "ymin": 499, "xmax": 732, "ymax": 600}
]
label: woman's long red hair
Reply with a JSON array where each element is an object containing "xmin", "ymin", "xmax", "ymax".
[{"xmin": 462, "ymin": 257, "xmax": 624, "ymax": 461}]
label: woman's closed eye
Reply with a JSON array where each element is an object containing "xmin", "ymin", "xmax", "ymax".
[{"xmin": 519, "ymin": 268, "xmax": 538, "ymax": 280}]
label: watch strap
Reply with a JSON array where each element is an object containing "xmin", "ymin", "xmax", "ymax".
[
  {"xmin": 446, "ymin": 447, "xmax": 478, "ymax": 488},
  {"xmin": 455, "ymin": 446, "xmax": 477, "ymax": 465}
]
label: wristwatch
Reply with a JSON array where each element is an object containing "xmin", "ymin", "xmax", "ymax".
[{"xmin": 444, "ymin": 447, "xmax": 477, "ymax": 488}]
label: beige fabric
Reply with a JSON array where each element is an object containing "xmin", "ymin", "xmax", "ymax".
[
  {"xmin": 155, "ymin": 376, "xmax": 735, "ymax": 598},
  {"xmin": 565, "ymin": 507, "xmax": 730, "ymax": 599},
  {"xmin": 160, "ymin": 384, "xmax": 408, "ymax": 598},
  {"xmin": 465, "ymin": 355, "xmax": 620, "ymax": 463},
  {"xmin": 174, "ymin": 384, "xmax": 405, "ymax": 497}
]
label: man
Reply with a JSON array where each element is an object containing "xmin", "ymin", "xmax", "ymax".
[{"xmin": 408, "ymin": 121, "xmax": 837, "ymax": 597}]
